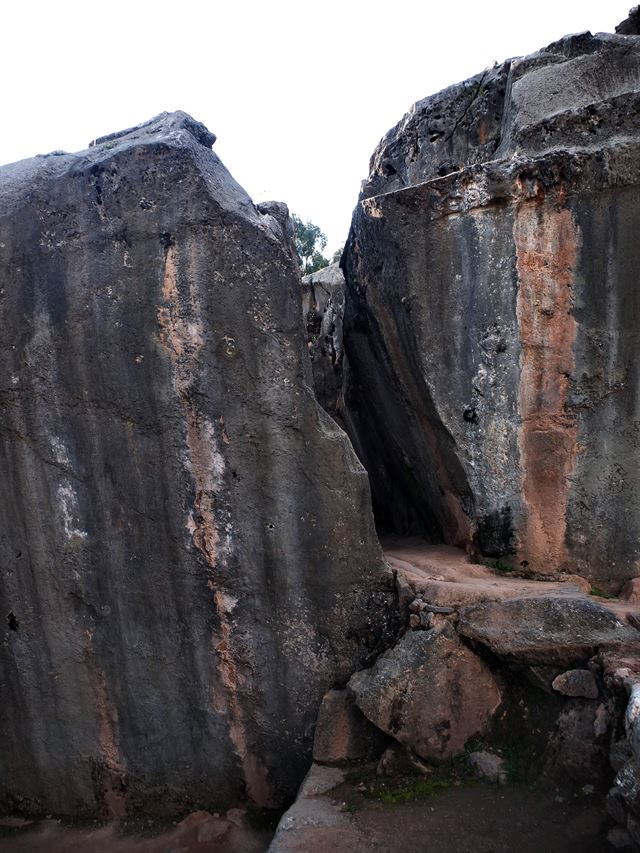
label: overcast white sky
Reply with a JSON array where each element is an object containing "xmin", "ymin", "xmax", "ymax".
[{"xmin": 0, "ymin": 0, "xmax": 633, "ymax": 253}]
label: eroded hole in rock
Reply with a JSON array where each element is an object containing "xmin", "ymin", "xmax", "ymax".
[{"xmin": 7, "ymin": 611, "xmax": 19, "ymax": 632}]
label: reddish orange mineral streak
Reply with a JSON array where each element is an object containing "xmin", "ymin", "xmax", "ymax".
[
  {"xmin": 514, "ymin": 201, "xmax": 580, "ymax": 572},
  {"xmin": 158, "ymin": 243, "xmax": 274, "ymax": 806}
]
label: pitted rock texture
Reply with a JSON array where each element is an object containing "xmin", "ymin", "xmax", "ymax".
[
  {"xmin": 0, "ymin": 112, "xmax": 394, "ymax": 817},
  {"xmin": 342, "ymin": 28, "xmax": 640, "ymax": 584},
  {"xmin": 348, "ymin": 623, "xmax": 503, "ymax": 761}
]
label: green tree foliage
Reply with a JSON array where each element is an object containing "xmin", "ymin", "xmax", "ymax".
[{"xmin": 292, "ymin": 214, "xmax": 330, "ymax": 275}]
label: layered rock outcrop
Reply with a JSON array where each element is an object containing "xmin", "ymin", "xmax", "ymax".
[
  {"xmin": 0, "ymin": 113, "xmax": 394, "ymax": 817},
  {"xmin": 342, "ymin": 29, "xmax": 640, "ymax": 585}
]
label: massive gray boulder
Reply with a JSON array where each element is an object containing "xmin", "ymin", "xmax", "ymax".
[
  {"xmin": 342, "ymin": 28, "xmax": 640, "ymax": 585},
  {"xmin": 0, "ymin": 112, "xmax": 394, "ymax": 817}
]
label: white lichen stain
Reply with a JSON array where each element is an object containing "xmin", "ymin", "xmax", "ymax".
[
  {"xmin": 51, "ymin": 436, "xmax": 71, "ymax": 466},
  {"xmin": 57, "ymin": 483, "xmax": 88, "ymax": 541}
]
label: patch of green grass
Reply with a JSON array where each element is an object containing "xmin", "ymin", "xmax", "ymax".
[
  {"xmin": 487, "ymin": 559, "xmax": 515, "ymax": 574},
  {"xmin": 589, "ymin": 586, "xmax": 617, "ymax": 599},
  {"xmin": 341, "ymin": 802, "xmax": 358, "ymax": 813},
  {"xmin": 372, "ymin": 775, "xmax": 457, "ymax": 805},
  {"xmin": 367, "ymin": 759, "xmax": 474, "ymax": 806}
]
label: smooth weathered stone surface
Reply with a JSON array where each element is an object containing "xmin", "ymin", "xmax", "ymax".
[
  {"xmin": 0, "ymin": 112, "xmax": 394, "ymax": 817},
  {"xmin": 268, "ymin": 763, "xmax": 367, "ymax": 853},
  {"xmin": 348, "ymin": 623, "xmax": 503, "ymax": 761},
  {"xmin": 312, "ymin": 689, "xmax": 388, "ymax": 765},
  {"xmin": 342, "ymin": 29, "xmax": 640, "ymax": 585},
  {"xmin": 458, "ymin": 596, "xmax": 637, "ymax": 666}
]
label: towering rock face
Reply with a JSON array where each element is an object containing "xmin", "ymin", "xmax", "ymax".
[
  {"xmin": 343, "ymin": 30, "xmax": 640, "ymax": 585},
  {"xmin": 0, "ymin": 113, "xmax": 393, "ymax": 817}
]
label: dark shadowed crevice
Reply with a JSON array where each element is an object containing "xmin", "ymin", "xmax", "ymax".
[{"xmin": 340, "ymin": 224, "xmax": 474, "ymax": 547}]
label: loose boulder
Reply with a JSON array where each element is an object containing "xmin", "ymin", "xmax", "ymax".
[{"xmin": 348, "ymin": 624, "xmax": 503, "ymax": 761}]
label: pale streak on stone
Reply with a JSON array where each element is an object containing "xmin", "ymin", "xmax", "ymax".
[
  {"xmin": 158, "ymin": 242, "xmax": 274, "ymax": 807},
  {"xmin": 50, "ymin": 435, "xmax": 71, "ymax": 466},
  {"xmin": 82, "ymin": 628, "xmax": 126, "ymax": 818},
  {"xmin": 57, "ymin": 482, "xmax": 88, "ymax": 540},
  {"xmin": 514, "ymin": 201, "xmax": 580, "ymax": 572}
]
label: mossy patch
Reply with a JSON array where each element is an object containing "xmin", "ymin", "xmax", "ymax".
[
  {"xmin": 589, "ymin": 586, "xmax": 617, "ymax": 600},
  {"xmin": 371, "ymin": 774, "xmax": 462, "ymax": 805}
]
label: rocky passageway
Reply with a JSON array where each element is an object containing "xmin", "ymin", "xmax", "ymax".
[
  {"xmin": 2, "ymin": 7, "xmax": 640, "ymax": 853},
  {"xmin": 268, "ymin": 541, "xmax": 640, "ymax": 851}
]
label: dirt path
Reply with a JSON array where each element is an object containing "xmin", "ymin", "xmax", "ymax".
[
  {"xmin": 270, "ymin": 764, "xmax": 611, "ymax": 853},
  {"xmin": 349, "ymin": 784, "xmax": 608, "ymax": 853}
]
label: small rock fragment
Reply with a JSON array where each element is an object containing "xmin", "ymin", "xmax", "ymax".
[
  {"xmin": 611, "ymin": 739, "xmax": 633, "ymax": 772},
  {"xmin": 552, "ymin": 669, "xmax": 599, "ymax": 699},
  {"xmin": 419, "ymin": 610, "xmax": 434, "ymax": 629}
]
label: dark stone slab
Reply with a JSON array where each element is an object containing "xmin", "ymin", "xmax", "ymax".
[{"xmin": 0, "ymin": 113, "xmax": 395, "ymax": 817}]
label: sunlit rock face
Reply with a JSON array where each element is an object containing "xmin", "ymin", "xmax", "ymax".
[
  {"xmin": 0, "ymin": 112, "xmax": 395, "ymax": 817},
  {"xmin": 343, "ymin": 30, "xmax": 640, "ymax": 585}
]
